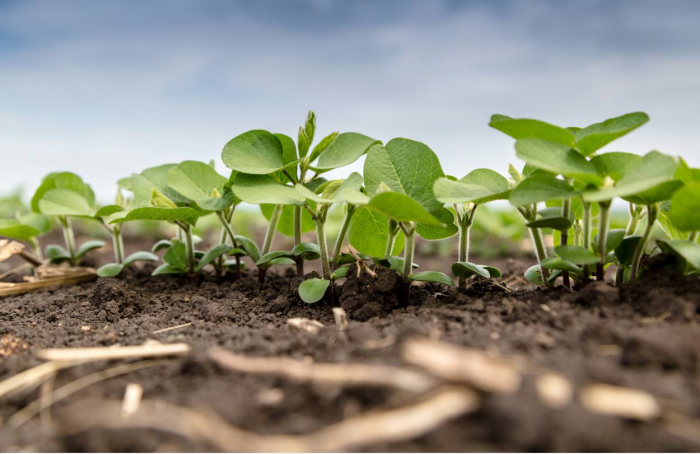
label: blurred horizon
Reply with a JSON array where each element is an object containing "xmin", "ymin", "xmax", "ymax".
[{"xmin": 1, "ymin": 0, "xmax": 700, "ymax": 202}]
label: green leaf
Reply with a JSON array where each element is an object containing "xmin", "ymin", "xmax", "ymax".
[
  {"xmin": 451, "ymin": 261, "xmax": 490, "ymax": 279},
  {"xmin": 232, "ymin": 174, "xmax": 305, "ymax": 206},
  {"xmin": 222, "ymin": 130, "xmax": 286, "ymax": 174},
  {"xmin": 347, "ymin": 207, "xmax": 405, "ymax": 257},
  {"xmin": 674, "ymin": 158, "xmax": 700, "ymax": 184},
  {"xmin": 298, "ymin": 278, "xmax": 330, "ymax": 304},
  {"xmin": 75, "ymin": 240, "xmax": 105, "ymax": 259},
  {"xmin": 45, "ymin": 244, "xmax": 71, "ymax": 262},
  {"xmin": 331, "ymin": 264, "xmax": 351, "ymax": 279},
  {"xmin": 94, "ymin": 204, "xmax": 124, "ymax": 218},
  {"xmin": 483, "ymin": 266, "xmax": 501, "ymax": 278},
  {"xmin": 124, "ymin": 251, "xmax": 159, "ymax": 266},
  {"xmin": 573, "ymin": 112, "xmax": 649, "ymax": 156},
  {"xmin": 416, "ymin": 207, "xmax": 458, "ymax": 240},
  {"xmin": 31, "ymin": 172, "xmax": 96, "ymax": 214},
  {"xmin": 540, "ymin": 257, "xmax": 582, "ymax": 274},
  {"xmin": 554, "ymin": 245, "xmax": 599, "ymax": 265},
  {"xmin": 0, "ymin": 220, "xmax": 40, "ymax": 241},
  {"xmin": 260, "ymin": 204, "xmax": 315, "ymax": 237},
  {"xmin": 384, "ymin": 255, "xmax": 419, "ymax": 273},
  {"xmin": 364, "ymin": 139, "xmax": 445, "ymax": 212},
  {"xmin": 515, "ymin": 139, "xmax": 602, "ymax": 185},
  {"xmin": 292, "ymin": 242, "xmax": 321, "ymax": 261},
  {"xmin": 615, "ymin": 236, "xmax": 642, "ymax": 266},
  {"xmin": 657, "ymin": 239, "xmax": 700, "ymax": 271},
  {"xmin": 593, "ymin": 229, "xmax": 626, "ymax": 254},
  {"xmin": 167, "ymin": 160, "xmax": 228, "ymax": 203},
  {"xmin": 110, "ymin": 207, "xmax": 199, "ymax": 226},
  {"xmin": 313, "ymin": 133, "xmax": 381, "ymax": 171},
  {"xmin": 152, "ymin": 264, "xmax": 187, "ymax": 275},
  {"xmin": 234, "ymin": 235, "xmax": 261, "ymax": 263},
  {"xmin": 489, "ymin": 115, "xmax": 576, "ymax": 147},
  {"xmin": 527, "ymin": 216, "xmax": 573, "ymax": 231},
  {"xmin": 657, "ymin": 210, "xmax": 686, "ymax": 240},
  {"xmin": 17, "ymin": 213, "xmax": 51, "ymax": 236},
  {"xmin": 584, "ymin": 151, "xmax": 679, "ymax": 203},
  {"xmin": 433, "ymin": 169, "xmax": 510, "ymax": 205},
  {"xmin": 151, "ymin": 239, "xmax": 172, "ymax": 253},
  {"xmin": 410, "ymin": 271, "xmax": 453, "ymax": 286},
  {"xmin": 367, "ymin": 192, "xmax": 443, "ymax": 225},
  {"xmin": 590, "ymin": 152, "xmax": 640, "ymax": 181},
  {"xmin": 670, "ymin": 182, "xmax": 700, "ymax": 231},
  {"xmin": 97, "ymin": 263, "xmax": 124, "ymax": 277},
  {"xmin": 129, "ymin": 164, "xmax": 191, "ymax": 206},
  {"xmin": 38, "ymin": 189, "xmax": 95, "ymax": 217},
  {"xmin": 163, "ymin": 239, "xmax": 187, "ymax": 268},
  {"xmin": 195, "ymin": 244, "xmax": 233, "ymax": 272},
  {"xmin": 256, "ymin": 250, "xmax": 294, "ymax": 266},
  {"xmin": 308, "ymin": 131, "xmax": 339, "ymax": 164},
  {"xmin": 509, "ymin": 175, "xmax": 577, "ymax": 207}
]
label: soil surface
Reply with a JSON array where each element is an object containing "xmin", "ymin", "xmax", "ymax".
[{"xmin": 2, "ymin": 245, "xmax": 700, "ymax": 451}]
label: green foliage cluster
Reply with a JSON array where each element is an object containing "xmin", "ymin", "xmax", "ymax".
[{"xmin": 3, "ymin": 110, "xmax": 699, "ymax": 305}]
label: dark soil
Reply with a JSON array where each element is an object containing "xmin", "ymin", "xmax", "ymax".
[{"xmin": 2, "ymin": 250, "xmax": 700, "ymax": 451}]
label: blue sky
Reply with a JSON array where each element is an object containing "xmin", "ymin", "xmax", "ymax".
[{"xmin": 1, "ymin": 0, "xmax": 700, "ymax": 201}]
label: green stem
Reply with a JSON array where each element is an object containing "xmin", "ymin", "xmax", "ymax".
[
  {"xmin": 112, "ymin": 226, "xmax": 124, "ymax": 264},
  {"xmin": 402, "ymin": 224, "xmax": 416, "ymax": 303},
  {"xmin": 457, "ymin": 205, "xmax": 476, "ymax": 289},
  {"xmin": 581, "ymin": 200, "xmax": 592, "ymax": 282},
  {"xmin": 689, "ymin": 231, "xmax": 699, "ymax": 243},
  {"xmin": 630, "ymin": 204, "xmax": 658, "ymax": 281},
  {"xmin": 59, "ymin": 216, "xmax": 76, "ymax": 264},
  {"xmin": 626, "ymin": 204, "xmax": 640, "ymax": 236},
  {"xmin": 31, "ymin": 238, "xmax": 44, "ymax": 261},
  {"xmin": 529, "ymin": 226, "xmax": 550, "ymax": 284},
  {"xmin": 183, "ymin": 225, "xmax": 196, "ymax": 275},
  {"xmin": 385, "ymin": 219, "xmax": 399, "ymax": 257},
  {"xmin": 574, "ymin": 220, "xmax": 582, "ymax": 247},
  {"xmin": 216, "ymin": 210, "xmax": 241, "ymax": 280},
  {"xmin": 597, "ymin": 201, "xmax": 611, "ymax": 281},
  {"xmin": 262, "ymin": 205, "xmax": 283, "ymax": 256},
  {"xmin": 293, "ymin": 205, "xmax": 304, "ymax": 277},
  {"xmin": 560, "ymin": 197, "xmax": 572, "ymax": 288},
  {"xmin": 316, "ymin": 217, "xmax": 331, "ymax": 281},
  {"xmin": 331, "ymin": 205, "xmax": 355, "ymax": 270}
]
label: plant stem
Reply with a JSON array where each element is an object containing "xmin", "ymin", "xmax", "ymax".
[
  {"xmin": 574, "ymin": 220, "xmax": 582, "ymax": 247},
  {"xmin": 216, "ymin": 210, "xmax": 241, "ymax": 280},
  {"xmin": 630, "ymin": 204, "xmax": 658, "ymax": 281},
  {"xmin": 560, "ymin": 197, "xmax": 571, "ymax": 288},
  {"xmin": 293, "ymin": 205, "xmax": 304, "ymax": 277},
  {"xmin": 59, "ymin": 216, "xmax": 76, "ymax": 265},
  {"xmin": 31, "ymin": 238, "xmax": 44, "ymax": 261},
  {"xmin": 402, "ymin": 224, "xmax": 416, "ymax": 304},
  {"xmin": 581, "ymin": 200, "xmax": 592, "ymax": 283},
  {"xmin": 626, "ymin": 204, "xmax": 640, "ymax": 236},
  {"xmin": 316, "ymin": 217, "xmax": 331, "ymax": 281},
  {"xmin": 689, "ymin": 231, "xmax": 699, "ymax": 242},
  {"xmin": 385, "ymin": 219, "xmax": 399, "ymax": 257},
  {"xmin": 112, "ymin": 226, "xmax": 124, "ymax": 264},
  {"xmin": 183, "ymin": 225, "xmax": 196, "ymax": 275},
  {"xmin": 331, "ymin": 205, "xmax": 355, "ymax": 270},
  {"xmin": 529, "ymin": 226, "xmax": 550, "ymax": 284},
  {"xmin": 457, "ymin": 205, "xmax": 476, "ymax": 289},
  {"xmin": 258, "ymin": 205, "xmax": 283, "ymax": 284},
  {"xmin": 596, "ymin": 201, "xmax": 611, "ymax": 281}
]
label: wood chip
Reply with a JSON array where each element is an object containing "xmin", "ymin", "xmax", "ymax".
[
  {"xmin": 401, "ymin": 337, "xmax": 521, "ymax": 394},
  {"xmin": 0, "ymin": 360, "xmax": 79, "ymax": 399},
  {"xmin": 536, "ymin": 374, "xmax": 573, "ymax": 409},
  {"xmin": 0, "ymin": 268, "xmax": 97, "ymax": 297},
  {"xmin": 60, "ymin": 387, "xmax": 479, "ymax": 452},
  {"xmin": 0, "ymin": 239, "xmax": 25, "ymax": 262},
  {"xmin": 332, "ymin": 308, "xmax": 348, "ymax": 331},
  {"xmin": 152, "ymin": 322, "xmax": 192, "ymax": 334},
  {"xmin": 208, "ymin": 346, "xmax": 436, "ymax": 393},
  {"xmin": 286, "ymin": 318, "xmax": 324, "ymax": 335},
  {"xmin": 579, "ymin": 383, "xmax": 660, "ymax": 421},
  {"xmin": 37, "ymin": 342, "xmax": 190, "ymax": 361},
  {"xmin": 121, "ymin": 383, "xmax": 143, "ymax": 418}
]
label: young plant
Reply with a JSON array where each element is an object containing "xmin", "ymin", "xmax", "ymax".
[
  {"xmin": 433, "ymin": 169, "xmax": 510, "ymax": 288},
  {"xmin": 292, "ymin": 173, "xmax": 368, "ymax": 303},
  {"xmin": 30, "ymin": 172, "xmax": 106, "ymax": 266},
  {"xmin": 222, "ymin": 111, "xmax": 380, "ymax": 277},
  {"xmin": 0, "ymin": 213, "xmax": 51, "ymax": 266},
  {"xmin": 490, "ymin": 112, "xmax": 649, "ymax": 284},
  {"xmin": 584, "ymin": 151, "xmax": 682, "ymax": 281},
  {"xmin": 358, "ymin": 138, "xmax": 458, "ymax": 302}
]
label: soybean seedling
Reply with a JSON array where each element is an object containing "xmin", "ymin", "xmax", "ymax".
[
  {"xmin": 491, "ymin": 112, "xmax": 649, "ymax": 285},
  {"xmin": 30, "ymin": 172, "xmax": 106, "ymax": 266},
  {"xmin": 222, "ymin": 111, "xmax": 380, "ymax": 278},
  {"xmin": 433, "ymin": 168, "xmax": 510, "ymax": 288},
  {"xmin": 0, "ymin": 213, "xmax": 52, "ymax": 266}
]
